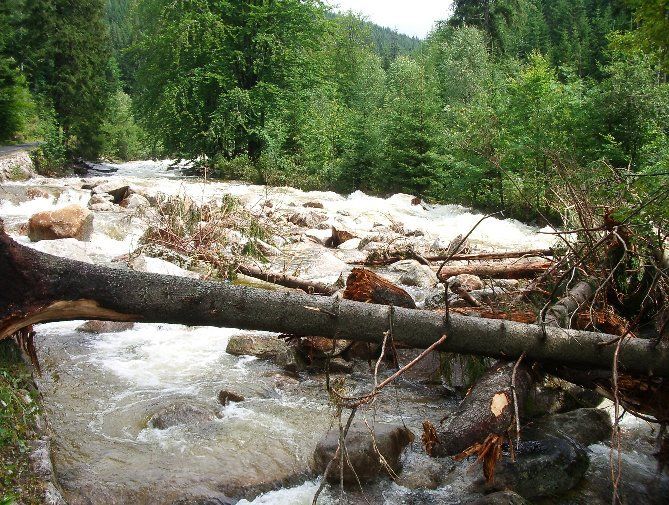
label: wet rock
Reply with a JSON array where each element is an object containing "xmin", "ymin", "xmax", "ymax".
[
  {"xmin": 468, "ymin": 491, "xmax": 530, "ymax": 505},
  {"xmin": 217, "ymin": 390, "xmax": 245, "ymax": 405},
  {"xmin": 326, "ymin": 357, "xmax": 353, "ymax": 373},
  {"xmin": 448, "ymin": 274, "xmax": 484, "ymax": 292},
  {"xmin": 254, "ymin": 239, "xmax": 281, "ymax": 256},
  {"xmin": 226, "ymin": 333, "xmax": 290, "ymax": 360},
  {"xmin": 441, "ymin": 353, "xmax": 491, "ymax": 392},
  {"xmin": 338, "ymin": 238, "xmax": 362, "ymax": 250},
  {"xmin": 76, "ymin": 320, "xmax": 135, "ymax": 333},
  {"xmin": 396, "ymin": 452, "xmax": 450, "ymax": 490},
  {"xmin": 28, "ymin": 238, "xmax": 94, "ymax": 263},
  {"xmin": 304, "ymin": 228, "xmax": 332, "ymax": 245},
  {"xmin": 389, "ymin": 259, "xmax": 438, "ymax": 288},
  {"xmin": 486, "ymin": 437, "xmax": 589, "ymax": 500},
  {"xmin": 525, "ymin": 381, "xmax": 603, "ymax": 419},
  {"xmin": 562, "ymin": 442, "xmax": 669, "ymax": 505},
  {"xmin": 423, "ymin": 285, "xmax": 446, "ymax": 309},
  {"xmin": 89, "ymin": 202, "xmax": 116, "ymax": 212},
  {"xmin": 274, "ymin": 345, "xmax": 307, "ymax": 372},
  {"xmin": 0, "ymin": 150, "xmax": 35, "ymax": 181},
  {"xmin": 312, "ymin": 422, "xmax": 414, "ymax": 485},
  {"xmin": 288, "ymin": 210, "xmax": 327, "ymax": 228},
  {"xmin": 129, "ymin": 254, "xmax": 200, "ymax": 278},
  {"xmin": 523, "ymin": 408, "xmax": 612, "ymax": 447},
  {"xmin": 303, "ymin": 201, "xmax": 324, "ymax": 209},
  {"xmin": 148, "ymin": 402, "xmax": 218, "ymax": 429},
  {"xmin": 28, "ymin": 204, "xmax": 94, "ymax": 241},
  {"xmin": 271, "ymin": 373, "xmax": 300, "ymax": 390},
  {"xmin": 92, "ymin": 182, "xmax": 131, "ymax": 203},
  {"xmin": 395, "ymin": 349, "xmax": 442, "ymax": 384},
  {"xmin": 29, "ymin": 438, "xmax": 54, "ymax": 480},
  {"xmin": 119, "ymin": 193, "xmax": 150, "ymax": 209},
  {"xmin": 26, "ymin": 187, "xmax": 51, "ymax": 200}
]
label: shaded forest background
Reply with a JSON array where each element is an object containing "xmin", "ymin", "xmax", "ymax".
[{"xmin": 0, "ymin": 0, "xmax": 668, "ymax": 224}]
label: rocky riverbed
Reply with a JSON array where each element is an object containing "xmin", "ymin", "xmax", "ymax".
[{"xmin": 1, "ymin": 160, "xmax": 667, "ymax": 505}]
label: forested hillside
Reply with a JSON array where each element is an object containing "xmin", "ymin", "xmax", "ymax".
[{"xmin": 0, "ymin": 0, "xmax": 667, "ymax": 225}]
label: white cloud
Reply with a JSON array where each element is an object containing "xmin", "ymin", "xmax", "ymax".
[{"xmin": 326, "ymin": 0, "xmax": 453, "ymax": 39}]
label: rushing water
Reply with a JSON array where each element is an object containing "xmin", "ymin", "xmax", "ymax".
[{"xmin": 1, "ymin": 160, "xmax": 667, "ymax": 504}]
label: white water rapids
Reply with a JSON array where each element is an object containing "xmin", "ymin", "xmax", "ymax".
[{"xmin": 1, "ymin": 160, "xmax": 666, "ymax": 504}]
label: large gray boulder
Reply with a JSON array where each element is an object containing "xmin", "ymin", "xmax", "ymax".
[
  {"xmin": 312, "ymin": 422, "xmax": 414, "ymax": 485},
  {"xmin": 147, "ymin": 402, "xmax": 218, "ymax": 430},
  {"xmin": 389, "ymin": 259, "xmax": 438, "ymax": 287},
  {"xmin": 487, "ymin": 437, "xmax": 589, "ymax": 500},
  {"xmin": 523, "ymin": 408, "xmax": 612, "ymax": 447}
]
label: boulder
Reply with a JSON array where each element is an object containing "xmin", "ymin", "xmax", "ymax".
[
  {"xmin": 76, "ymin": 321, "xmax": 135, "ymax": 333},
  {"xmin": 119, "ymin": 193, "xmax": 151, "ymax": 209},
  {"xmin": 523, "ymin": 408, "xmax": 612, "ymax": 447},
  {"xmin": 28, "ymin": 238, "xmax": 94, "ymax": 263},
  {"xmin": 92, "ymin": 182, "xmax": 131, "ymax": 203},
  {"xmin": 389, "ymin": 259, "xmax": 438, "ymax": 288},
  {"xmin": 423, "ymin": 286, "xmax": 446, "ymax": 309},
  {"xmin": 448, "ymin": 274, "xmax": 484, "ymax": 292},
  {"xmin": 566, "ymin": 442, "xmax": 669, "ymax": 505},
  {"xmin": 525, "ymin": 381, "xmax": 603, "ymax": 419},
  {"xmin": 287, "ymin": 210, "xmax": 327, "ymax": 228},
  {"xmin": 129, "ymin": 255, "xmax": 200, "ymax": 279},
  {"xmin": 26, "ymin": 187, "xmax": 51, "ymax": 200},
  {"xmin": 395, "ymin": 452, "xmax": 450, "ymax": 490},
  {"xmin": 217, "ymin": 390, "xmax": 245, "ymax": 405},
  {"xmin": 226, "ymin": 333, "xmax": 290, "ymax": 360},
  {"xmin": 303, "ymin": 201, "xmax": 324, "ymax": 209},
  {"xmin": 487, "ymin": 437, "xmax": 589, "ymax": 500},
  {"xmin": 312, "ymin": 422, "xmax": 414, "ymax": 485},
  {"xmin": 337, "ymin": 238, "xmax": 362, "ymax": 250},
  {"xmin": 28, "ymin": 205, "xmax": 94, "ymax": 242},
  {"xmin": 147, "ymin": 402, "xmax": 218, "ymax": 430}
]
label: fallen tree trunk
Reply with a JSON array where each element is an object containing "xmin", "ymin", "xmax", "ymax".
[
  {"xmin": 1, "ymin": 226, "xmax": 668, "ymax": 377},
  {"xmin": 541, "ymin": 280, "xmax": 594, "ymax": 328},
  {"xmin": 437, "ymin": 259, "xmax": 553, "ymax": 281},
  {"xmin": 423, "ymin": 361, "xmax": 532, "ymax": 457},
  {"xmin": 237, "ymin": 264, "xmax": 337, "ymax": 296},
  {"xmin": 351, "ymin": 248, "xmax": 553, "ymax": 266}
]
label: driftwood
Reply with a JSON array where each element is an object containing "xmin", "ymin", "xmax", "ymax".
[
  {"xmin": 237, "ymin": 264, "xmax": 337, "ymax": 296},
  {"xmin": 436, "ymin": 259, "xmax": 553, "ymax": 281},
  {"xmin": 423, "ymin": 361, "xmax": 532, "ymax": 457},
  {"xmin": 351, "ymin": 248, "xmax": 553, "ymax": 266},
  {"xmin": 1, "ymin": 226, "xmax": 669, "ymax": 378}
]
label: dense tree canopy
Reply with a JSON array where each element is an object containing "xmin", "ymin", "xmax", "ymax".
[{"xmin": 0, "ymin": 0, "xmax": 667, "ymax": 230}]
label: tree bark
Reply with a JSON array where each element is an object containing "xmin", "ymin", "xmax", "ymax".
[
  {"xmin": 1, "ymin": 226, "xmax": 668, "ymax": 377},
  {"xmin": 437, "ymin": 259, "xmax": 553, "ymax": 280},
  {"xmin": 423, "ymin": 361, "xmax": 532, "ymax": 457}
]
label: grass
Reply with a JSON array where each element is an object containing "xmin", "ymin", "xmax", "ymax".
[
  {"xmin": 139, "ymin": 193, "xmax": 275, "ymax": 278},
  {"xmin": 0, "ymin": 340, "xmax": 43, "ymax": 505}
]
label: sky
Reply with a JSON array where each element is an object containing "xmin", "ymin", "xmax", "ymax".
[{"xmin": 326, "ymin": 0, "xmax": 453, "ymax": 39}]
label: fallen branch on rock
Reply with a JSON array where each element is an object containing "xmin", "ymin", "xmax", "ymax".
[
  {"xmin": 237, "ymin": 264, "xmax": 337, "ymax": 296},
  {"xmin": 436, "ymin": 259, "xmax": 553, "ymax": 281},
  {"xmin": 350, "ymin": 248, "xmax": 554, "ymax": 266}
]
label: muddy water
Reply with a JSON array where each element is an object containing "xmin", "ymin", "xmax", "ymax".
[{"xmin": 1, "ymin": 160, "xmax": 666, "ymax": 504}]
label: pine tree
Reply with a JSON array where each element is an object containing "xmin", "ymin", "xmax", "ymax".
[{"xmin": 21, "ymin": 0, "xmax": 114, "ymax": 157}]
